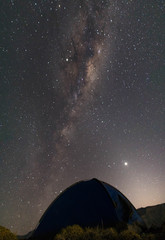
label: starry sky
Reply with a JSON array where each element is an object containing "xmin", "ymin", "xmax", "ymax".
[{"xmin": 0, "ymin": 0, "xmax": 164, "ymax": 235}]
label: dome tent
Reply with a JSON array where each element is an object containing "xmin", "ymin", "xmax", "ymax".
[{"xmin": 29, "ymin": 178, "xmax": 143, "ymax": 240}]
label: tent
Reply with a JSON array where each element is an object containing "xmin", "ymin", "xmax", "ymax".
[{"xmin": 29, "ymin": 178, "xmax": 143, "ymax": 240}]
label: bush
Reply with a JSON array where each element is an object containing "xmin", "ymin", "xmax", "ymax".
[
  {"xmin": 0, "ymin": 226, "xmax": 17, "ymax": 240},
  {"xmin": 54, "ymin": 225, "xmax": 84, "ymax": 240},
  {"xmin": 82, "ymin": 227, "xmax": 100, "ymax": 240},
  {"xmin": 54, "ymin": 224, "xmax": 161, "ymax": 240},
  {"xmin": 119, "ymin": 229, "xmax": 142, "ymax": 240},
  {"xmin": 101, "ymin": 227, "xmax": 118, "ymax": 240},
  {"xmin": 54, "ymin": 225, "xmax": 118, "ymax": 240}
]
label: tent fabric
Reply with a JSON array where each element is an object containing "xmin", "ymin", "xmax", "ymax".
[{"xmin": 30, "ymin": 178, "xmax": 143, "ymax": 240}]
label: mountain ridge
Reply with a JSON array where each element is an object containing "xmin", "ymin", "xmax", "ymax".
[{"xmin": 137, "ymin": 203, "xmax": 165, "ymax": 228}]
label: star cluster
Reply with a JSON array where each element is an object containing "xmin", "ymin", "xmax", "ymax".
[{"xmin": 0, "ymin": 0, "xmax": 164, "ymax": 234}]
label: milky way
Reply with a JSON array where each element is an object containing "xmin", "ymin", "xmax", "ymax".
[
  {"xmin": 50, "ymin": 1, "xmax": 113, "ymax": 184},
  {"xmin": 0, "ymin": 0, "xmax": 164, "ymax": 234}
]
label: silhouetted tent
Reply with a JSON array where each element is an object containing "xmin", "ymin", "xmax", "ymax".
[{"xmin": 26, "ymin": 178, "xmax": 144, "ymax": 240}]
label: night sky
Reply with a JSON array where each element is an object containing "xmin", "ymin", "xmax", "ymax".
[{"xmin": 0, "ymin": 0, "xmax": 164, "ymax": 235}]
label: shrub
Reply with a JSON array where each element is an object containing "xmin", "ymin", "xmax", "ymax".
[
  {"xmin": 54, "ymin": 225, "xmax": 84, "ymax": 240},
  {"xmin": 119, "ymin": 229, "xmax": 142, "ymax": 240},
  {"xmin": 54, "ymin": 224, "xmax": 160, "ymax": 240},
  {"xmin": 0, "ymin": 226, "xmax": 17, "ymax": 240},
  {"xmin": 101, "ymin": 227, "xmax": 118, "ymax": 240},
  {"xmin": 82, "ymin": 227, "xmax": 101, "ymax": 240}
]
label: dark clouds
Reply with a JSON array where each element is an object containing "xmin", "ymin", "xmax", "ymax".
[{"xmin": 0, "ymin": 0, "xmax": 164, "ymax": 234}]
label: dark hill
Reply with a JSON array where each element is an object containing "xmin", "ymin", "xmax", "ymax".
[{"xmin": 137, "ymin": 203, "xmax": 165, "ymax": 228}]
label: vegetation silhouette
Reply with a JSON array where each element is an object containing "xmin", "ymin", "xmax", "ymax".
[{"xmin": 0, "ymin": 226, "xmax": 17, "ymax": 240}]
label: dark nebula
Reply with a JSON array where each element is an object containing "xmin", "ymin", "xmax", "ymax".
[{"xmin": 0, "ymin": 0, "xmax": 164, "ymax": 234}]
